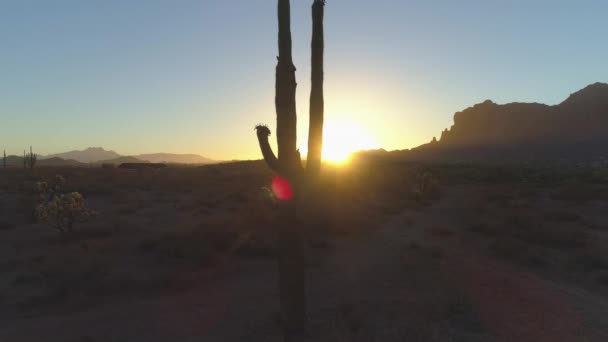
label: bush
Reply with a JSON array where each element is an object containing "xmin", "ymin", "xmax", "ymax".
[
  {"xmin": 139, "ymin": 230, "xmax": 240, "ymax": 264},
  {"xmin": 514, "ymin": 224, "xmax": 587, "ymax": 249},
  {"xmin": 552, "ymin": 182, "xmax": 608, "ymax": 202},
  {"xmin": 574, "ymin": 250, "xmax": 608, "ymax": 273},
  {"xmin": 412, "ymin": 171, "xmax": 441, "ymax": 203},
  {"xmin": 34, "ymin": 175, "xmax": 96, "ymax": 235},
  {"xmin": 595, "ymin": 271, "xmax": 608, "ymax": 287}
]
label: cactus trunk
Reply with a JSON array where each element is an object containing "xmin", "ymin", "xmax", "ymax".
[
  {"xmin": 255, "ymin": 1, "xmax": 326, "ymax": 339},
  {"xmin": 276, "ymin": 201, "xmax": 307, "ymax": 340},
  {"xmin": 307, "ymin": 0, "xmax": 325, "ymax": 177},
  {"xmin": 275, "ymin": 0, "xmax": 302, "ymax": 176},
  {"xmin": 275, "ymin": 0, "xmax": 306, "ymax": 338},
  {"xmin": 25, "ymin": 146, "xmax": 37, "ymax": 170}
]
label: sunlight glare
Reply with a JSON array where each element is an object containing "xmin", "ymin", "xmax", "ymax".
[{"xmin": 322, "ymin": 120, "xmax": 379, "ymax": 163}]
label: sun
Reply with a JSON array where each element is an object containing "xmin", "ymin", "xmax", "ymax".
[{"xmin": 321, "ymin": 120, "xmax": 379, "ymax": 163}]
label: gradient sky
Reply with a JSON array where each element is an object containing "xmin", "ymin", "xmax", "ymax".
[{"xmin": 1, "ymin": 0, "xmax": 607, "ymax": 160}]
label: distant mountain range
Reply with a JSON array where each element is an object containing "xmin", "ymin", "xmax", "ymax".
[
  {"xmin": 356, "ymin": 82, "xmax": 608, "ymax": 162},
  {"xmin": 44, "ymin": 147, "xmax": 120, "ymax": 163},
  {"xmin": 3, "ymin": 155, "xmax": 84, "ymax": 167},
  {"xmin": 11, "ymin": 147, "xmax": 216, "ymax": 166}
]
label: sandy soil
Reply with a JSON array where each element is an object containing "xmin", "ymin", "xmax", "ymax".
[{"xmin": 2, "ymin": 183, "xmax": 608, "ymax": 341}]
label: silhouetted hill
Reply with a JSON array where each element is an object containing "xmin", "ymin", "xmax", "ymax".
[
  {"xmin": 40, "ymin": 147, "xmax": 214, "ymax": 164},
  {"xmin": 4, "ymin": 155, "xmax": 24, "ymax": 167},
  {"xmin": 136, "ymin": 153, "xmax": 214, "ymax": 164},
  {"xmin": 361, "ymin": 83, "xmax": 608, "ymax": 162},
  {"xmin": 38, "ymin": 157, "xmax": 84, "ymax": 167},
  {"xmin": 43, "ymin": 147, "xmax": 120, "ymax": 163},
  {"xmin": 97, "ymin": 156, "xmax": 146, "ymax": 165},
  {"xmin": 2, "ymin": 156, "xmax": 84, "ymax": 167}
]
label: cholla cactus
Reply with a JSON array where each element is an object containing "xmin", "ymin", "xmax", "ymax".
[{"xmin": 35, "ymin": 175, "xmax": 96, "ymax": 235}]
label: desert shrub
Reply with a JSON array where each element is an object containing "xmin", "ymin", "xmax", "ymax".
[
  {"xmin": 235, "ymin": 233, "xmax": 277, "ymax": 258},
  {"xmin": 514, "ymin": 224, "xmax": 587, "ymax": 249},
  {"xmin": 574, "ymin": 249, "xmax": 608, "ymax": 272},
  {"xmin": 595, "ymin": 272, "xmax": 608, "ymax": 286},
  {"xmin": 0, "ymin": 221, "xmax": 16, "ymax": 230},
  {"xmin": 34, "ymin": 175, "xmax": 96, "ymax": 235},
  {"xmin": 15, "ymin": 192, "xmax": 38, "ymax": 223},
  {"xmin": 552, "ymin": 181, "xmax": 608, "ymax": 202},
  {"xmin": 0, "ymin": 260, "xmax": 18, "ymax": 273},
  {"xmin": 501, "ymin": 211, "xmax": 587, "ymax": 249},
  {"xmin": 139, "ymin": 230, "xmax": 240, "ymax": 264},
  {"xmin": 484, "ymin": 187, "xmax": 516, "ymax": 205},
  {"xmin": 469, "ymin": 222, "xmax": 499, "ymax": 237},
  {"xmin": 543, "ymin": 210, "xmax": 581, "ymax": 222},
  {"xmin": 412, "ymin": 171, "xmax": 441, "ymax": 203},
  {"xmin": 488, "ymin": 237, "xmax": 547, "ymax": 267},
  {"xmin": 117, "ymin": 203, "xmax": 140, "ymax": 215},
  {"xmin": 489, "ymin": 237, "xmax": 528, "ymax": 260}
]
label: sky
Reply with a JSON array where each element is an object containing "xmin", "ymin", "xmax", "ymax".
[{"xmin": 1, "ymin": 0, "xmax": 607, "ymax": 160}]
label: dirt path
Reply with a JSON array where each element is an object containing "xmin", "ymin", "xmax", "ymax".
[
  {"xmin": 376, "ymin": 186, "xmax": 608, "ymax": 342},
  {"xmin": 300, "ymin": 186, "xmax": 608, "ymax": 341}
]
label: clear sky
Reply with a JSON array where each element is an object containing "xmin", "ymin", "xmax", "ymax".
[{"xmin": 1, "ymin": 0, "xmax": 607, "ymax": 160}]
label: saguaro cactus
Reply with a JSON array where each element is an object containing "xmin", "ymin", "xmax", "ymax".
[
  {"xmin": 23, "ymin": 150, "xmax": 26, "ymax": 169},
  {"xmin": 255, "ymin": 0, "xmax": 326, "ymax": 339},
  {"xmin": 26, "ymin": 146, "xmax": 37, "ymax": 170},
  {"xmin": 2, "ymin": 150, "xmax": 5, "ymax": 168},
  {"xmin": 307, "ymin": 0, "xmax": 325, "ymax": 177}
]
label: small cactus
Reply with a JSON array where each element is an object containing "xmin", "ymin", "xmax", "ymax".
[{"xmin": 26, "ymin": 146, "xmax": 37, "ymax": 170}]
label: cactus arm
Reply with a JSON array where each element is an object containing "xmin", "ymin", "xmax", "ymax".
[
  {"xmin": 276, "ymin": 0, "xmax": 300, "ymax": 173},
  {"xmin": 306, "ymin": 0, "xmax": 325, "ymax": 176},
  {"xmin": 256, "ymin": 125, "xmax": 280, "ymax": 173}
]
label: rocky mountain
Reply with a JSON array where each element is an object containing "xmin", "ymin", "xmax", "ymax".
[
  {"xmin": 42, "ymin": 147, "xmax": 121, "ymax": 163},
  {"xmin": 39, "ymin": 147, "xmax": 215, "ymax": 164},
  {"xmin": 437, "ymin": 83, "xmax": 608, "ymax": 148},
  {"xmin": 363, "ymin": 83, "xmax": 608, "ymax": 162}
]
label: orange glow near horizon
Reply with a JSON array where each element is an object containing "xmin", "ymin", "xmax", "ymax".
[{"xmin": 321, "ymin": 120, "xmax": 380, "ymax": 163}]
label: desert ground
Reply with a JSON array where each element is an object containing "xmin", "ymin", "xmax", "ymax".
[{"xmin": 1, "ymin": 160, "xmax": 608, "ymax": 341}]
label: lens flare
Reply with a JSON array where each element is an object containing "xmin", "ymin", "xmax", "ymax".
[{"xmin": 272, "ymin": 176, "xmax": 293, "ymax": 201}]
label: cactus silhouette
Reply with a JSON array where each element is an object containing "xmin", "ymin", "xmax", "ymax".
[
  {"xmin": 2, "ymin": 150, "xmax": 5, "ymax": 168},
  {"xmin": 26, "ymin": 146, "xmax": 37, "ymax": 170},
  {"xmin": 254, "ymin": 0, "xmax": 326, "ymax": 339},
  {"xmin": 307, "ymin": 0, "xmax": 325, "ymax": 177}
]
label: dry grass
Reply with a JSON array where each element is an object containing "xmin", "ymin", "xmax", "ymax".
[
  {"xmin": 0, "ymin": 160, "xmax": 430, "ymax": 314},
  {"xmin": 1, "ymin": 161, "xmax": 607, "ymax": 340}
]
